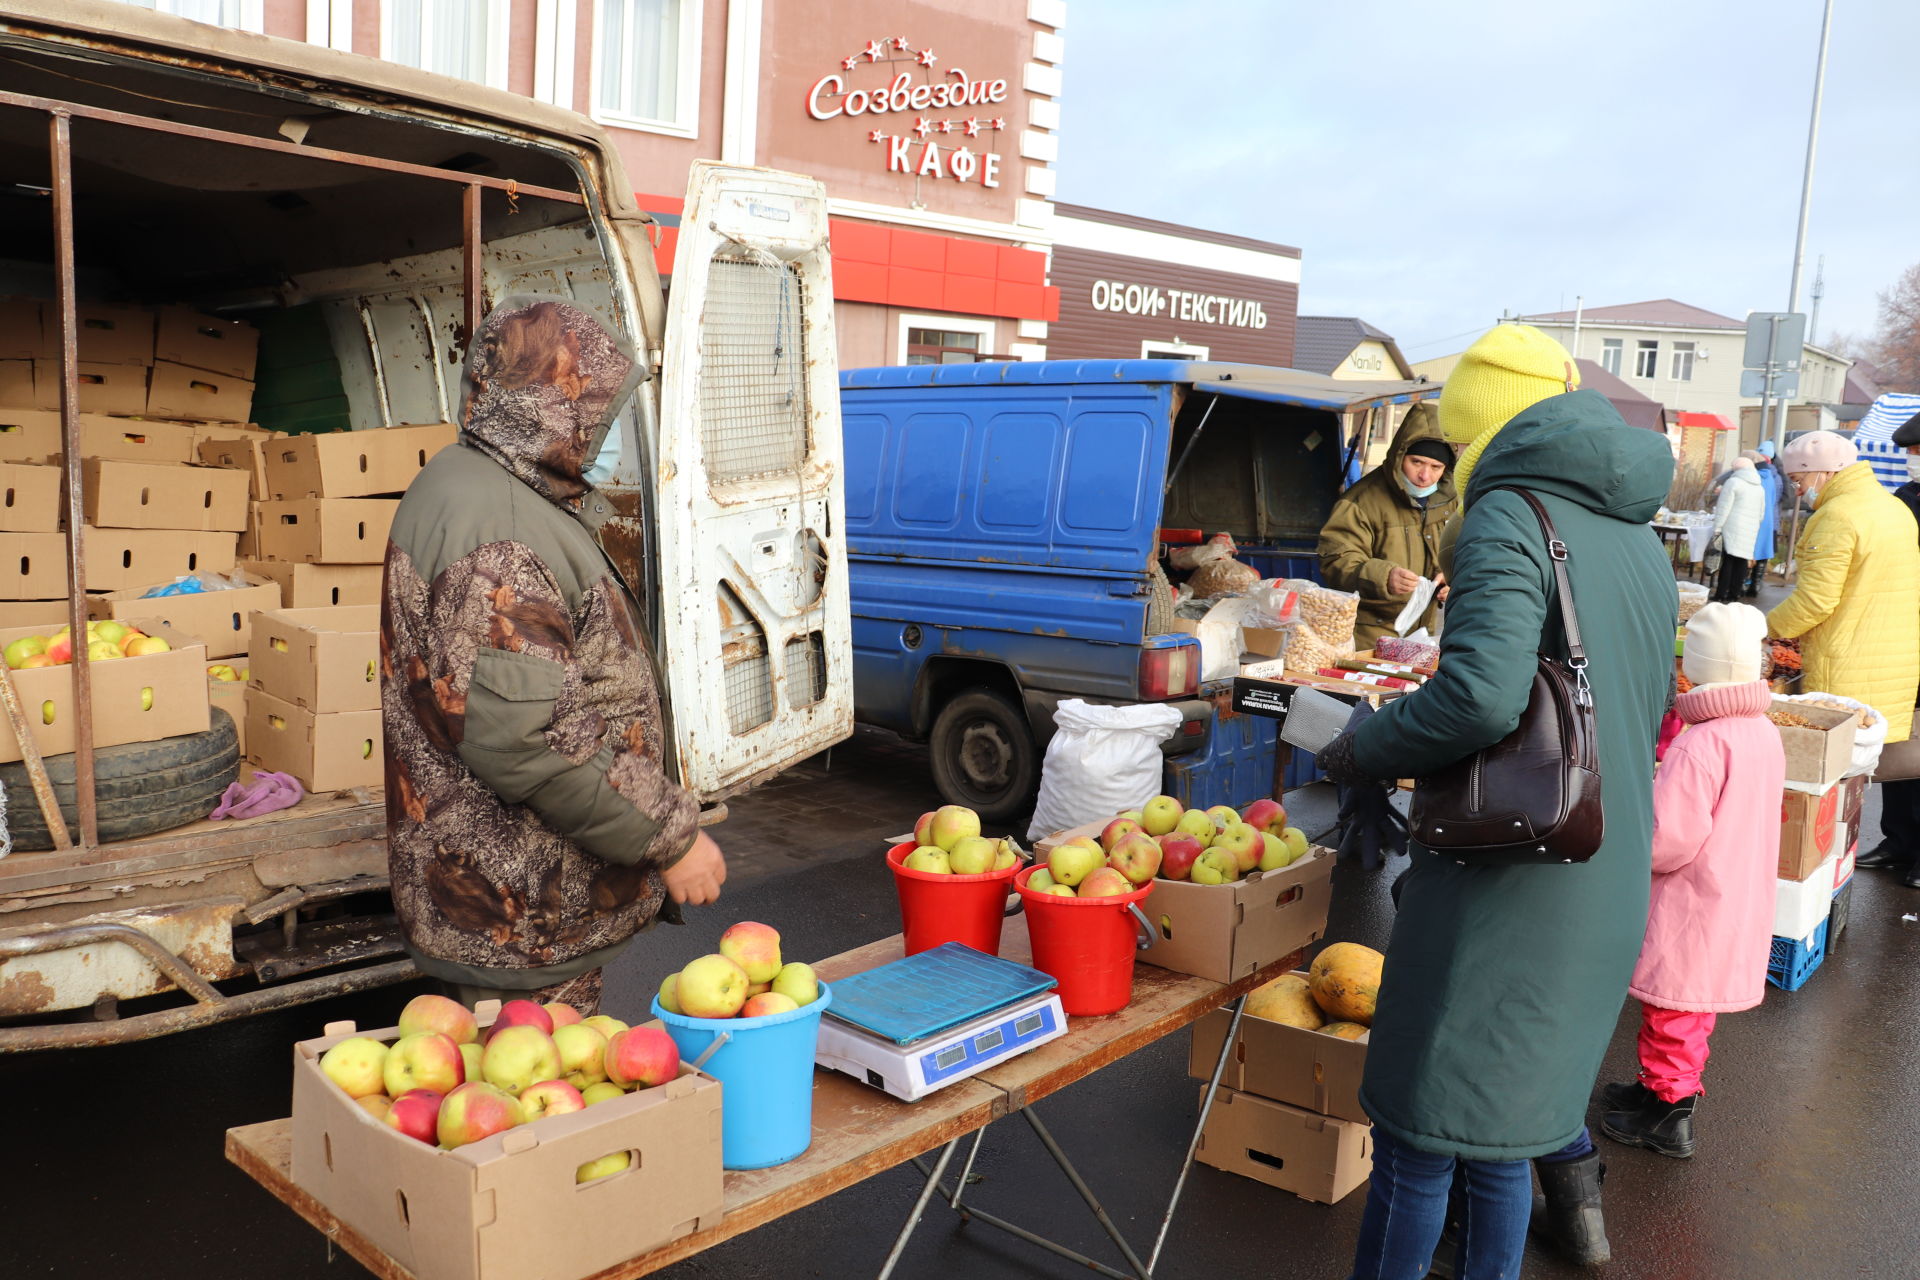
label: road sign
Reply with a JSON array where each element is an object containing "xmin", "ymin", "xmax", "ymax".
[
  {"xmin": 1744, "ymin": 312, "xmax": 1807, "ymax": 370},
  {"xmin": 1742, "ymin": 369, "xmax": 1800, "ymax": 399}
]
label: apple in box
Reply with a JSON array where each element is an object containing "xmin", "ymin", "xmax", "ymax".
[
  {"xmin": 606, "ymin": 1026, "xmax": 681, "ymax": 1089},
  {"xmin": 480, "ymin": 1024, "xmax": 562, "ymax": 1096},
  {"xmin": 437, "ymin": 1081, "xmax": 524, "ymax": 1148},
  {"xmin": 396, "ymin": 993, "xmax": 478, "ymax": 1046},
  {"xmin": 382, "ymin": 1031, "xmax": 464, "ymax": 1097},
  {"xmin": 383, "ymin": 1088, "xmax": 444, "ymax": 1144}
]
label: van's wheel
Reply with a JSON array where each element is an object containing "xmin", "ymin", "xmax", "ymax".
[
  {"xmin": 1, "ymin": 709, "xmax": 241, "ymax": 852},
  {"xmin": 929, "ymin": 689, "xmax": 1039, "ymax": 824}
]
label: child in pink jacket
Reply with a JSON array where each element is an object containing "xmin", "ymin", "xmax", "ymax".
[{"xmin": 1601, "ymin": 602, "xmax": 1784, "ymax": 1159}]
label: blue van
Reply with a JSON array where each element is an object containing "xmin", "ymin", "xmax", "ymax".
[{"xmin": 841, "ymin": 360, "xmax": 1435, "ymax": 820}]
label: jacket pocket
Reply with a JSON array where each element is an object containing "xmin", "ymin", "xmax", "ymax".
[{"xmin": 458, "ymin": 648, "xmax": 566, "ymax": 805}]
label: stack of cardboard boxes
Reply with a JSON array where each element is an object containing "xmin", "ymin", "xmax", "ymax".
[
  {"xmin": 235, "ymin": 423, "xmax": 456, "ymax": 792},
  {"xmin": 1769, "ymin": 701, "xmax": 1865, "ymax": 991},
  {"xmin": 0, "ymin": 297, "xmax": 256, "ymax": 423}
]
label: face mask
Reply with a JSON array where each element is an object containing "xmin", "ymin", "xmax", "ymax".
[
  {"xmin": 1399, "ymin": 471, "xmax": 1440, "ymax": 499},
  {"xmin": 1907, "ymin": 455, "xmax": 1920, "ymax": 482},
  {"xmin": 583, "ymin": 420, "xmax": 624, "ymax": 487}
]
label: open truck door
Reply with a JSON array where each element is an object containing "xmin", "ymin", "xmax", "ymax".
[{"xmin": 655, "ymin": 161, "xmax": 852, "ymax": 797}]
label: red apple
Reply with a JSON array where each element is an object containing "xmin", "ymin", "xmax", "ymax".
[
  {"xmin": 437, "ymin": 1082, "xmax": 524, "ymax": 1148},
  {"xmin": 1099, "ymin": 817, "xmax": 1143, "ymax": 852},
  {"xmin": 384, "ymin": 1088, "xmax": 444, "ymax": 1144},
  {"xmin": 718, "ymin": 921, "xmax": 783, "ymax": 984},
  {"xmin": 606, "ymin": 1026, "xmax": 681, "ymax": 1090},
  {"xmin": 484, "ymin": 998, "xmax": 554, "ymax": 1043},
  {"xmin": 543, "ymin": 1001, "xmax": 583, "ymax": 1029},
  {"xmin": 1241, "ymin": 798, "xmax": 1288, "ymax": 834},
  {"xmin": 397, "ymin": 993, "xmax": 479, "ymax": 1046},
  {"xmin": 1078, "ymin": 866, "xmax": 1135, "ymax": 897},
  {"xmin": 383, "ymin": 1031, "xmax": 464, "ymax": 1097},
  {"xmin": 1157, "ymin": 833, "xmax": 1204, "ymax": 881},
  {"xmin": 741, "ymin": 992, "xmax": 800, "ymax": 1018},
  {"xmin": 519, "ymin": 1079, "xmax": 587, "ymax": 1122},
  {"xmin": 913, "ymin": 811, "xmax": 937, "ymax": 846},
  {"xmin": 1106, "ymin": 832, "xmax": 1162, "ymax": 886},
  {"xmin": 1213, "ymin": 822, "xmax": 1263, "ymax": 874}
]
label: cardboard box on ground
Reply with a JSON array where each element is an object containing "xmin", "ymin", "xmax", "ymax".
[
  {"xmin": 289, "ymin": 1004, "xmax": 724, "ymax": 1280},
  {"xmin": 245, "ymin": 606, "xmax": 381, "ymax": 791},
  {"xmin": 246, "ymin": 690, "xmax": 380, "ymax": 792},
  {"xmin": 1195, "ymin": 1085, "xmax": 1373, "ymax": 1205}
]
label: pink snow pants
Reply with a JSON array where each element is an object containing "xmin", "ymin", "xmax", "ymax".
[{"xmin": 1637, "ymin": 1004, "xmax": 1718, "ymax": 1103}]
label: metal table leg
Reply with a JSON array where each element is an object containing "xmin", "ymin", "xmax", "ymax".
[
  {"xmin": 1148, "ymin": 992, "xmax": 1246, "ymax": 1274},
  {"xmin": 877, "ymin": 1137, "xmax": 958, "ymax": 1280}
]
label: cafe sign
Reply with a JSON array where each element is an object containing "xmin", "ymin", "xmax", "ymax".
[{"xmin": 805, "ymin": 36, "xmax": 1011, "ymax": 188}]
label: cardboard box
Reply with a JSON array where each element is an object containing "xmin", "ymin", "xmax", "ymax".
[
  {"xmin": 83, "ymin": 527, "xmax": 237, "ymax": 593},
  {"xmin": 91, "ymin": 572, "xmax": 280, "ymax": 659},
  {"xmin": 1195, "ymin": 1086, "xmax": 1373, "ymax": 1205},
  {"xmin": 197, "ymin": 430, "xmax": 279, "ymax": 501},
  {"xmin": 246, "ymin": 689, "xmax": 381, "ymax": 791},
  {"xmin": 1136, "ymin": 850, "xmax": 1333, "ymax": 983},
  {"xmin": 1839, "ymin": 773, "xmax": 1866, "ymax": 842},
  {"xmin": 255, "ymin": 498, "xmax": 398, "ymax": 563},
  {"xmin": 0, "ymin": 298, "xmax": 43, "ymax": 361},
  {"xmin": 0, "ymin": 621, "xmax": 207, "ymax": 764},
  {"xmin": 0, "ymin": 462, "xmax": 60, "ymax": 533},
  {"xmin": 0, "ymin": 360, "xmax": 31, "ymax": 406},
  {"xmin": 239, "ymin": 559, "xmax": 383, "ymax": 609},
  {"xmin": 207, "ymin": 667, "xmax": 247, "ymax": 756},
  {"xmin": 288, "ymin": 1009, "xmax": 724, "ymax": 1280},
  {"xmin": 146, "ymin": 360, "xmax": 253, "ymax": 423},
  {"xmin": 0, "ymin": 599, "xmax": 74, "ymax": 629},
  {"xmin": 264, "ymin": 423, "xmax": 458, "ymax": 499},
  {"xmin": 1189, "ymin": 982, "xmax": 1370, "ymax": 1124},
  {"xmin": 33, "ymin": 360, "xmax": 148, "ymax": 416},
  {"xmin": 1779, "ymin": 784, "xmax": 1841, "ymax": 881},
  {"xmin": 1774, "ymin": 854, "xmax": 1839, "ymax": 940},
  {"xmin": 0, "ymin": 408, "xmax": 199, "ymax": 465},
  {"xmin": 153, "ymin": 307, "xmax": 258, "ymax": 381},
  {"xmin": 249, "ymin": 605, "xmax": 379, "ymax": 712},
  {"xmin": 43, "ymin": 302, "xmax": 153, "ymax": 366},
  {"xmin": 1774, "ymin": 697, "xmax": 1860, "ymax": 791},
  {"xmin": 0, "ymin": 533, "xmax": 69, "ymax": 598},
  {"xmin": 82, "ymin": 458, "xmax": 251, "ymax": 532}
]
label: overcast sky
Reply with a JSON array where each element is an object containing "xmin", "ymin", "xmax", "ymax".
[{"xmin": 1055, "ymin": 0, "xmax": 1917, "ymax": 361}]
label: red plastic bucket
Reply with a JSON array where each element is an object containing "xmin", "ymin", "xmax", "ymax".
[
  {"xmin": 1013, "ymin": 865, "xmax": 1155, "ymax": 1016},
  {"xmin": 888, "ymin": 841, "xmax": 1022, "ymax": 957}
]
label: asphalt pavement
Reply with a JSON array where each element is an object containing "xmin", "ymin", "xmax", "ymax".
[{"xmin": 3, "ymin": 725, "xmax": 1917, "ymax": 1279}]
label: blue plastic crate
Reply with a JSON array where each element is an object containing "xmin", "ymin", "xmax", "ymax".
[
  {"xmin": 1163, "ymin": 709, "xmax": 1322, "ymax": 810},
  {"xmin": 1767, "ymin": 918, "xmax": 1829, "ymax": 992}
]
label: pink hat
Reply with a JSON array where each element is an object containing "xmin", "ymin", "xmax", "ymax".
[
  {"xmin": 1732, "ymin": 456, "xmax": 1754, "ymax": 471},
  {"xmin": 1779, "ymin": 430, "xmax": 1857, "ymax": 474}
]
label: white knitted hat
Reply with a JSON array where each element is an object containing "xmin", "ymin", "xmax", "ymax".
[{"xmin": 1682, "ymin": 602, "xmax": 1767, "ymax": 688}]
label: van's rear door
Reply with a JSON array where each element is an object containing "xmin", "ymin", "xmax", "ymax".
[{"xmin": 654, "ymin": 161, "xmax": 851, "ymax": 798}]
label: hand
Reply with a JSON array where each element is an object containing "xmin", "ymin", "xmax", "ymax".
[
  {"xmin": 1386, "ymin": 566, "xmax": 1422, "ymax": 596},
  {"xmin": 662, "ymin": 831, "xmax": 727, "ymax": 907},
  {"xmin": 1434, "ymin": 573, "xmax": 1450, "ymax": 603},
  {"xmin": 1317, "ymin": 731, "xmax": 1373, "ymax": 787}
]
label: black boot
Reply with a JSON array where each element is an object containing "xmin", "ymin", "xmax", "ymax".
[
  {"xmin": 1602, "ymin": 1092, "xmax": 1698, "ymax": 1159},
  {"xmin": 1856, "ymin": 841, "xmax": 1913, "ymax": 871},
  {"xmin": 1600, "ymin": 1079, "xmax": 1653, "ymax": 1110},
  {"xmin": 1903, "ymin": 863, "xmax": 1920, "ymax": 890},
  {"xmin": 1530, "ymin": 1150, "xmax": 1612, "ymax": 1265}
]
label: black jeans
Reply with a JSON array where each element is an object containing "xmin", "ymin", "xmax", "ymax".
[
  {"xmin": 1881, "ymin": 779, "xmax": 1920, "ymax": 859},
  {"xmin": 1713, "ymin": 553, "xmax": 1749, "ymax": 603}
]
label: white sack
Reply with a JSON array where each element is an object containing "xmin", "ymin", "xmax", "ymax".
[{"xmin": 1027, "ymin": 699, "xmax": 1182, "ymax": 841}]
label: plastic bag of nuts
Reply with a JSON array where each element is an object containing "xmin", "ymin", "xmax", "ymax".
[{"xmin": 1278, "ymin": 581, "xmax": 1359, "ymax": 672}]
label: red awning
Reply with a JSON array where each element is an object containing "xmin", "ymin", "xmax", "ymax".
[{"xmin": 1676, "ymin": 412, "xmax": 1736, "ymax": 431}]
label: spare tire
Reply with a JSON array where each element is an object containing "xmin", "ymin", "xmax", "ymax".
[{"xmin": 2, "ymin": 708, "xmax": 241, "ymax": 852}]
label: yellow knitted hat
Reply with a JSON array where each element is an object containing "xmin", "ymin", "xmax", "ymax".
[{"xmin": 1441, "ymin": 324, "xmax": 1578, "ymax": 494}]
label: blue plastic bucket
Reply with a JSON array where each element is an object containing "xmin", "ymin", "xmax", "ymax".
[{"xmin": 651, "ymin": 982, "xmax": 833, "ymax": 1170}]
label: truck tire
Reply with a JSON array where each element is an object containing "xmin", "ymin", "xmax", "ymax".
[
  {"xmin": 2, "ymin": 709, "xmax": 242, "ymax": 852},
  {"xmin": 929, "ymin": 688, "xmax": 1039, "ymax": 824}
]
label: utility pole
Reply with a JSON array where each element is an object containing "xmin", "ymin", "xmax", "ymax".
[
  {"xmin": 1808, "ymin": 255, "xmax": 1826, "ymax": 347},
  {"xmin": 1768, "ymin": 0, "xmax": 1835, "ymax": 458}
]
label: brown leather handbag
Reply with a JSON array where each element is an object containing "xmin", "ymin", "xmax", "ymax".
[{"xmin": 1407, "ymin": 488, "xmax": 1604, "ymax": 865}]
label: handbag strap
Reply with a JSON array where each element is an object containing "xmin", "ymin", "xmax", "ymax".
[{"xmin": 1490, "ymin": 487, "xmax": 1592, "ymax": 700}]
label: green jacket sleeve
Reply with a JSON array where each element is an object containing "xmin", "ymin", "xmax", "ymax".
[
  {"xmin": 1350, "ymin": 492, "xmax": 1547, "ymax": 778},
  {"xmin": 1319, "ymin": 493, "xmax": 1402, "ymax": 600}
]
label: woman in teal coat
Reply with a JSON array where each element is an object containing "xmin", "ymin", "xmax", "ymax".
[{"xmin": 1319, "ymin": 326, "xmax": 1677, "ymax": 1279}]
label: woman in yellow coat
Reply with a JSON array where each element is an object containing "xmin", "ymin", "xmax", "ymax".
[{"xmin": 1768, "ymin": 430, "xmax": 1920, "ymax": 885}]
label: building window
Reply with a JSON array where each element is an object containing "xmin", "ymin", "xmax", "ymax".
[
  {"xmin": 109, "ymin": 0, "xmax": 264, "ymax": 29},
  {"xmin": 1670, "ymin": 342, "xmax": 1696, "ymax": 382},
  {"xmin": 899, "ymin": 314, "xmax": 997, "ymax": 365},
  {"xmin": 1142, "ymin": 340, "xmax": 1210, "ymax": 361},
  {"xmin": 383, "ymin": 0, "xmax": 510, "ymax": 89},
  {"xmin": 594, "ymin": 0, "xmax": 702, "ymax": 137},
  {"xmin": 1634, "ymin": 340, "xmax": 1659, "ymax": 379},
  {"xmin": 1600, "ymin": 338, "xmax": 1623, "ymax": 376}
]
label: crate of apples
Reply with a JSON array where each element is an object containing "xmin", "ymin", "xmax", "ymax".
[{"xmin": 4, "ymin": 619, "xmax": 171, "ymax": 669}]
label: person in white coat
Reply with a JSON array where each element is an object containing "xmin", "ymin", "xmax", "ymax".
[{"xmin": 1711, "ymin": 457, "xmax": 1764, "ymax": 603}]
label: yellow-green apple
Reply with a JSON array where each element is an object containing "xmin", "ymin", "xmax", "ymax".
[
  {"xmin": 1280, "ymin": 827, "xmax": 1310, "ymax": 861},
  {"xmin": 577, "ymin": 1151, "xmax": 632, "ymax": 1183},
  {"xmin": 928, "ymin": 804, "xmax": 981, "ymax": 851},
  {"xmin": 903, "ymin": 845, "xmax": 951, "ymax": 873},
  {"xmin": 92, "ymin": 621, "xmax": 132, "ymax": 647},
  {"xmin": 720, "ymin": 921, "xmax": 783, "ymax": 983},
  {"xmin": 1078, "ymin": 866, "xmax": 1134, "ymax": 897},
  {"xmin": 1141, "ymin": 795, "xmax": 1183, "ymax": 836},
  {"xmin": 742, "ymin": 991, "xmax": 800, "ymax": 1018},
  {"xmin": 581, "ymin": 1014, "xmax": 629, "ymax": 1041},
  {"xmin": 677, "ymin": 953, "xmax": 751, "ymax": 1018},
  {"xmin": 772, "ymin": 961, "xmax": 818, "ymax": 1006},
  {"xmin": 1099, "ymin": 817, "xmax": 1143, "ymax": 852},
  {"xmin": 437, "ymin": 1081, "xmax": 524, "ymax": 1148},
  {"xmin": 993, "ymin": 838, "xmax": 1019, "ymax": 871},
  {"xmin": 1242, "ymin": 798, "xmax": 1288, "ymax": 834},
  {"xmin": 484, "ymin": 998, "xmax": 553, "ymax": 1043},
  {"xmin": 745, "ymin": 980, "xmax": 772, "ymax": 998},
  {"xmin": 125, "ymin": 635, "xmax": 170, "ymax": 657},
  {"xmin": 206, "ymin": 663, "xmax": 238, "ymax": 681},
  {"xmin": 1041, "ymin": 883, "xmax": 1077, "ymax": 897},
  {"xmin": 543, "ymin": 1001, "xmax": 583, "ymax": 1029},
  {"xmin": 384, "ymin": 1088, "xmax": 444, "ymax": 1144},
  {"xmin": 86, "ymin": 639, "xmax": 122, "ymax": 662},
  {"xmin": 913, "ymin": 811, "xmax": 937, "ymax": 846},
  {"xmin": 1191, "ymin": 850, "xmax": 1240, "ymax": 885},
  {"xmin": 1157, "ymin": 833, "xmax": 1205, "ymax": 881},
  {"xmin": 553, "ymin": 1023, "xmax": 610, "ymax": 1089},
  {"xmin": 1214, "ymin": 822, "xmax": 1262, "ymax": 874},
  {"xmin": 355, "ymin": 1095, "xmax": 392, "ymax": 1122},
  {"xmin": 459, "ymin": 1042, "xmax": 483, "ymax": 1084},
  {"xmin": 397, "ymin": 993, "xmax": 479, "ymax": 1045},
  {"xmin": 1118, "ymin": 809, "xmax": 1144, "ymax": 822},
  {"xmin": 319, "ymin": 1036, "xmax": 389, "ymax": 1099},
  {"xmin": 581, "ymin": 1082, "xmax": 627, "ymax": 1106},
  {"xmin": 519, "ymin": 1079, "xmax": 587, "ymax": 1122},
  {"xmin": 658, "ymin": 973, "xmax": 682, "ymax": 1015},
  {"xmin": 481, "ymin": 1025, "xmax": 562, "ymax": 1096},
  {"xmin": 3, "ymin": 635, "xmax": 46, "ymax": 669},
  {"xmin": 1028, "ymin": 867, "xmax": 1057, "ymax": 891},
  {"xmin": 606, "ymin": 1026, "xmax": 681, "ymax": 1089},
  {"xmin": 1204, "ymin": 805, "xmax": 1240, "ymax": 830},
  {"xmin": 1257, "ymin": 831, "xmax": 1296, "ymax": 871},
  {"xmin": 383, "ymin": 1031, "xmax": 465, "ymax": 1096},
  {"xmin": 17, "ymin": 654, "xmax": 51, "ymax": 669},
  {"xmin": 1106, "ymin": 832, "xmax": 1162, "ymax": 886},
  {"xmin": 1174, "ymin": 809, "xmax": 1217, "ymax": 847},
  {"xmin": 947, "ymin": 835, "xmax": 997, "ymax": 874},
  {"xmin": 1046, "ymin": 839, "xmax": 1103, "ymax": 887}
]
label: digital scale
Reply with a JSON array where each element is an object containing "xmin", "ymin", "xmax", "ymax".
[{"xmin": 816, "ymin": 943, "xmax": 1067, "ymax": 1102}]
